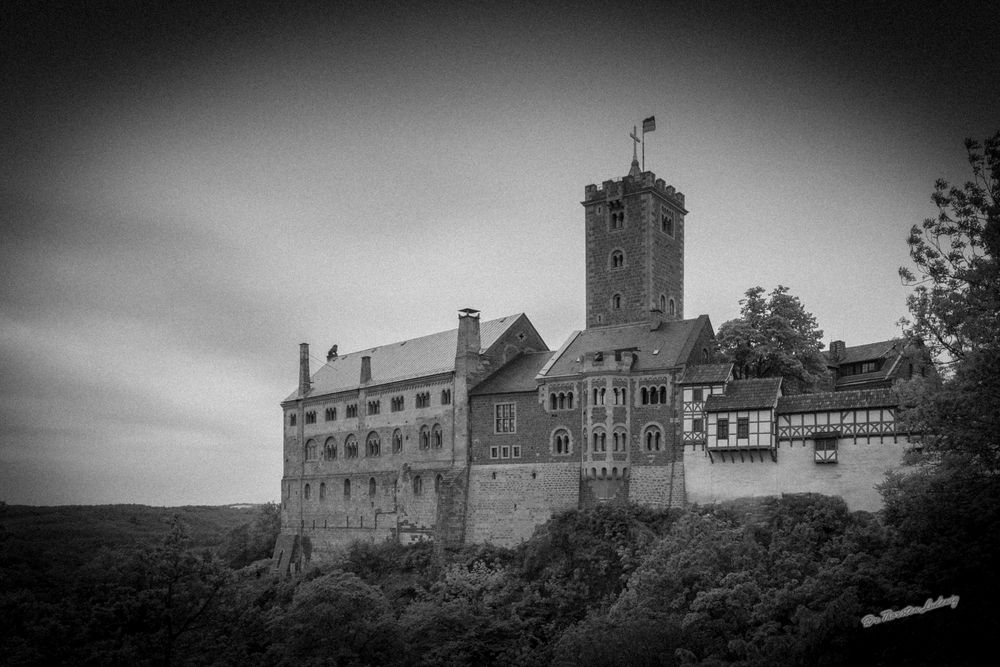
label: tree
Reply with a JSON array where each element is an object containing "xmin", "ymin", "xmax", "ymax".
[
  {"xmin": 715, "ymin": 285, "xmax": 829, "ymax": 394},
  {"xmin": 899, "ymin": 131, "xmax": 1000, "ymax": 363}
]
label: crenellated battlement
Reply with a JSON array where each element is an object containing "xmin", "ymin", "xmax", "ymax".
[{"xmin": 584, "ymin": 171, "xmax": 685, "ymax": 208}]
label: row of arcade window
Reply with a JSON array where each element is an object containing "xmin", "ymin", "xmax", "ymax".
[
  {"xmin": 586, "ymin": 467, "xmax": 627, "ymax": 480},
  {"xmin": 549, "ymin": 392, "xmax": 574, "ymax": 410},
  {"xmin": 586, "ymin": 426, "xmax": 664, "ymax": 452},
  {"xmin": 304, "ymin": 425, "xmax": 443, "ymax": 461},
  {"xmin": 592, "ymin": 387, "xmax": 627, "ymax": 406},
  {"xmin": 610, "ymin": 293, "xmax": 676, "ymax": 315},
  {"xmin": 291, "ymin": 390, "xmax": 454, "ymax": 426},
  {"xmin": 640, "ymin": 385, "xmax": 669, "ymax": 405},
  {"xmin": 301, "ymin": 473, "xmax": 445, "ymax": 501},
  {"xmin": 716, "ymin": 417, "xmax": 750, "ymax": 440}
]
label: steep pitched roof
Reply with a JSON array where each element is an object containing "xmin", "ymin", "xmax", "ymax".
[
  {"xmin": 539, "ymin": 315, "xmax": 713, "ymax": 379},
  {"xmin": 777, "ymin": 388, "xmax": 898, "ymax": 414},
  {"xmin": 471, "ymin": 351, "xmax": 555, "ymax": 395},
  {"xmin": 827, "ymin": 339, "xmax": 901, "ymax": 365},
  {"xmin": 704, "ymin": 378, "xmax": 782, "ymax": 411},
  {"xmin": 284, "ymin": 313, "xmax": 529, "ymax": 401},
  {"xmin": 679, "ymin": 363, "xmax": 734, "ymax": 385}
]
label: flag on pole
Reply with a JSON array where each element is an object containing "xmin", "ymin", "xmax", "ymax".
[{"xmin": 642, "ymin": 116, "xmax": 656, "ymax": 133}]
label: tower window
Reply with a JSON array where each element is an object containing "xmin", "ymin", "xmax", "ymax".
[
  {"xmin": 392, "ymin": 428, "xmax": 403, "ymax": 453},
  {"xmin": 325, "ymin": 407, "xmax": 337, "ymax": 421},
  {"xmin": 366, "ymin": 431, "xmax": 381, "ymax": 457},
  {"xmin": 305, "ymin": 411, "xmax": 316, "ymax": 424},
  {"xmin": 369, "ymin": 477, "xmax": 377, "ymax": 497},
  {"xmin": 345, "ymin": 435, "xmax": 359, "ymax": 458},
  {"xmin": 441, "ymin": 389, "xmax": 451, "ymax": 405},
  {"xmin": 323, "ymin": 437, "xmax": 337, "ymax": 460},
  {"xmin": 344, "ymin": 478, "xmax": 351, "ymax": 498},
  {"xmin": 553, "ymin": 428, "xmax": 571, "ymax": 455},
  {"xmin": 669, "ymin": 299, "xmax": 676, "ymax": 317},
  {"xmin": 659, "ymin": 294, "xmax": 666, "ymax": 312},
  {"xmin": 419, "ymin": 425, "xmax": 430, "ymax": 450},
  {"xmin": 413, "ymin": 475, "xmax": 423, "ymax": 495},
  {"xmin": 305, "ymin": 440, "xmax": 318, "ymax": 461},
  {"xmin": 612, "ymin": 294, "xmax": 622, "ymax": 310},
  {"xmin": 610, "ymin": 250, "xmax": 625, "ymax": 269},
  {"xmin": 661, "ymin": 207, "xmax": 674, "ymax": 236},
  {"xmin": 432, "ymin": 423, "xmax": 443, "ymax": 448}
]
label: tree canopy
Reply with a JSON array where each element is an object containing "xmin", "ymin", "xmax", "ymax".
[
  {"xmin": 715, "ymin": 285, "xmax": 829, "ymax": 394},
  {"xmin": 899, "ymin": 131, "xmax": 1000, "ymax": 362}
]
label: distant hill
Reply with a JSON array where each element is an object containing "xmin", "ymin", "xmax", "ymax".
[{"xmin": 0, "ymin": 503, "xmax": 264, "ymax": 591}]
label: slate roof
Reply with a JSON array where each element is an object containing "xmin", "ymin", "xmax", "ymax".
[
  {"xmin": 471, "ymin": 351, "xmax": 555, "ymax": 395},
  {"xmin": 284, "ymin": 314, "xmax": 529, "ymax": 401},
  {"xmin": 679, "ymin": 363, "xmax": 734, "ymax": 385},
  {"xmin": 834, "ymin": 371, "xmax": 894, "ymax": 388},
  {"xmin": 703, "ymin": 378, "xmax": 782, "ymax": 411},
  {"xmin": 827, "ymin": 339, "xmax": 900, "ymax": 365},
  {"xmin": 539, "ymin": 315, "xmax": 712, "ymax": 379},
  {"xmin": 777, "ymin": 388, "xmax": 898, "ymax": 414}
]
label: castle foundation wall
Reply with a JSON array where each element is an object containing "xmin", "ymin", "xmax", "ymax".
[{"xmin": 465, "ymin": 462, "xmax": 580, "ymax": 546}]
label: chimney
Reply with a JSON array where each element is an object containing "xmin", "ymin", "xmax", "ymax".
[
  {"xmin": 360, "ymin": 355, "xmax": 372, "ymax": 384},
  {"xmin": 457, "ymin": 308, "xmax": 481, "ymax": 357},
  {"xmin": 830, "ymin": 340, "xmax": 846, "ymax": 361},
  {"xmin": 298, "ymin": 343, "xmax": 311, "ymax": 396},
  {"xmin": 327, "ymin": 344, "xmax": 338, "ymax": 361}
]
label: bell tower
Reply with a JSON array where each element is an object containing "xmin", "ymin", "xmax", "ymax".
[{"xmin": 582, "ymin": 156, "xmax": 687, "ymax": 329}]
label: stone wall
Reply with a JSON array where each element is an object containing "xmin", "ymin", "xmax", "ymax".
[
  {"xmin": 465, "ymin": 462, "xmax": 581, "ymax": 546},
  {"xmin": 683, "ymin": 437, "xmax": 911, "ymax": 512}
]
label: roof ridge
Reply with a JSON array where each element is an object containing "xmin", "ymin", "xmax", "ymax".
[{"xmin": 329, "ymin": 312, "xmax": 523, "ymax": 359}]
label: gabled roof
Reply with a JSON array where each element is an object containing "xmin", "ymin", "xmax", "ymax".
[
  {"xmin": 777, "ymin": 388, "xmax": 898, "ymax": 414},
  {"xmin": 539, "ymin": 315, "xmax": 713, "ymax": 379},
  {"xmin": 284, "ymin": 313, "xmax": 529, "ymax": 401},
  {"xmin": 704, "ymin": 378, "xmax": 782, "ymax": 411},
  {"xmin": 827, "ymin": 339, "xmax": 901, "ymax": 366},
  {"xmin": 679, "ymin": 363, "xmax": 734, "ymax": 385},
  {"xmin": 471, "ymin": 351, "xmax": 555, "ymax": 395}
]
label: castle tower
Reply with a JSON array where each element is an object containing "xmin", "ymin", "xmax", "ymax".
[{"xmin": 583, "ymin": 158, "xmax": 687, "ymax": 328}]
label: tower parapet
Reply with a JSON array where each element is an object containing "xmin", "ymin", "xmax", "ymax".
[{"xmin": 584, "ymin": 171, "xmax": 686, "ymax": 211}]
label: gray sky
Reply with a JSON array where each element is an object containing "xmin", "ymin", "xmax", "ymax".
[{"xmin": 2, "ymin": 0, "xmax": 997, "ymax": 505}]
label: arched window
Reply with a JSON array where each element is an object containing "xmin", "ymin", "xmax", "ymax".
[
  {"xmin": 413, "ymin": 475, "xmax": 423, "ymax": 495},
  {"xmin": 432, "ymin": 423, "xmax": 443, "ymax": 448},
  {"xmin": 419, "ymin": 425, "xmax": 430, "ymax": 450},
  {"xmin": 305, "ymin": 439, "xmax": 318, "ymax": 461},
  {"xmin": 345, "ymin": 435, "xmax": 359, "ymax": 458},
  {"xmin": 644, "ymin": 426, "xmax": 663, "ymax": 452},
  {"xmin": 659, "ymin": 386, "xmax": 667, "ymax": 404},
  {"xmin": 567, "ymin": 392, "xmax": 574, "ymax": 409},
  {"xmin": 611, "ymin": 250, "xmax": 624, "ymax": 268},
  {"xmin": 613, "ymin": 428, "xmax": 628, "ymax": 451},
  {"xmin": 435, "ymin": 474, "xmax": 443, "ymax": 494},
  {"xmin": 612, "ymin": 294, "xmax": 622, "ymax": 309},
  {"xmin": 650, "ymin": 388, "xmax": 659, "ymax": 405},
  {"xmin": 553, "ymin": 428, "xmax": 570, "ymax": 455},
  {"xmin": 369, "ymin": 477, "xmax": 376, "ymax": 497},
  {"xmin": 392, "ymin": 429, "xmax": 403, "ymax": 453},
  {"xmin": 599, "ymin": 388, "xmax": 606, "ymax": 405},
  {"xmin": 659, "ymin": 294, "xmax": 667, "ymax": 312},
  {"xmin": 702, "ymin": 347, "xmax": 710, "ymax": 362},
  {"xmin": 558, "ymin": 393, "xmax": 565, "ymax": 409},
  {"xmin": 601, "ymin": 467, "xmax": 608, "ymax": 479},
  {"xmin": 612, "ymin": 467, "xmax": 619, "ymax": 479},
  {"xmin": 669, "ymin": 299, "xmax": 676, "ymax": 317},
  {"xmin": 344, "ymin": 478, "xmax": 351, "ymax": 498},
  {"xmin": 319, "ymin": 482, "xmax": 326, "ymax": 500},
  {"xmin": 304, "ymin": 483, "xmax": 311, "ymax": 500},
  {"xmin": 551, "ymin": 393, "xmax": 558, "ymax": 410},
  {"xmin": 323, "ymin": 437, "xmax": 337, "ymax": 460},
  {"xmin": 641, "ymin": 387, "xmax": 649, "ymax": 404},
  {"xmin": 592, "ymin": 430, "xmax": 607, "ymax": 452},
  {"xmin": 366, "ymin": 431, "xmax": 381, "ymax": 457}
]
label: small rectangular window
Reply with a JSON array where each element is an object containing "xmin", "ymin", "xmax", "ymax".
[
  {"xmin": 693, "ymin": 418, "xmax": 704, "ymax": 432},
  {"xmin": 490, "ymin": 446, "xmax": 499, "ymax": 459},
  {"xmin": 501, "ymin": 445, "xmax": 510, "ymax": 458},
  {"xmin": 512, "ymin": 445, "xmax": 521, "ymax": 458},
  {"xmin": 693, "ymin": 388, "xmax": 704, "ymax": 402},
  {"xmin": 717, "ymin": 418, "xmax": 729, "ymax": 440},
  {"xmin": 737, "ymin": 417, "xmax": 749, "ymax": 439}
]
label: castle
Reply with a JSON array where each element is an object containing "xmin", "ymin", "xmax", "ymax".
[{"xmin": 273, "ymin": 150, "xmax": 919, "ymax": 565}]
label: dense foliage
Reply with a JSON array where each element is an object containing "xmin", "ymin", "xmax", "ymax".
[{"xmin": 715, "ymin": 285, "xmax": 829, "ymax": 394}]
